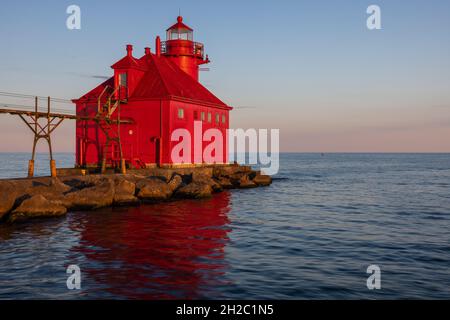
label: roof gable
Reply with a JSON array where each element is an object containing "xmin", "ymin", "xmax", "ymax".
[{"xmin": 111, "ymin": 55, "xmax": 145, "ymax": 70}]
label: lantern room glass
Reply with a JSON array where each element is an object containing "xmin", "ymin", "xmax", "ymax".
[{"xmin": 167, "ymin": 28, "xmax": 193, "ymax": 41}]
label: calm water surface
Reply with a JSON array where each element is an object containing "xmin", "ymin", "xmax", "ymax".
[{"xmin": 0, "ymin": 153, "xmax": 449, "ymax": 299}]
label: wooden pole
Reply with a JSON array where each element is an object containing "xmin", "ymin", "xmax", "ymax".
[
  {"xmin": 27, "ymin": 159, "xmax": 35, "ymax": 178},
  {"xmin": 120, "ymin": 159, "xmax": 126, "ymax": 174},
  {"xmin": 101, "ymin": 137, "xmax": 108, "ymax": 174},
  {"xmin": 27, "ymin": 97, "xmax": 39, "ymax": 178},
  {"xmin": 47, "ymin": 97, "xmax": 57, "ymax": 177}
]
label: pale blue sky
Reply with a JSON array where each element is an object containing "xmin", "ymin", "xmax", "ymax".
[{"xmin": 0, "ymin": 0, "xmax": 449, "ymax": 152}]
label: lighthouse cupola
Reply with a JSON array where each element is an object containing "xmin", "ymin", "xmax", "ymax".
[
  {"xmin": 167, "ymin": 16, "xmax": 193, "ymax": 41},
  {"xmin": 158, "ymin": 16, "xmax": 210, "ymax": 82}
]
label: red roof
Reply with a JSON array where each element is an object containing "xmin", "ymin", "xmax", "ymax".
[
  {"xmin": 166, "ymin": 16, "xmax": 193, "ymax": 31},
  {"xmin": 74, "ymin": 53, "xmax": 231, "ymax": 110},
  {"xmin": 111, "ymin": 55, "xmax": 144, "ymax": 70},
  {"xmin": 132, "ymin": 54, "xmax": 230, "ymax": 108}
]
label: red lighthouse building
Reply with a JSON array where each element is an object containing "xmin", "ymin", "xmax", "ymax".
[{"xmin": 73, "ymin": 16, "xmax": 232, "ymax": 170}]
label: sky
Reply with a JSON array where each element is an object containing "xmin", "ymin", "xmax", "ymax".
[{"xmin": 0, "ymin": 0, "xmax": 449, "ymax": 152}]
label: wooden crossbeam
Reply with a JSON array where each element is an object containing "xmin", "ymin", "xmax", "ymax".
[{"xmin": 0, "ymin": 107, "xmax": 133, "ymax": 123}]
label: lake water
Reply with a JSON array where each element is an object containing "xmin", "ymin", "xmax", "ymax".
[{"xmin": 0, "ymin": 153, "xmax": 449, "ymax": 299}]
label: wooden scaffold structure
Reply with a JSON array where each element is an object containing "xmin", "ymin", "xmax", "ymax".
[{"xmin": 0, "ymin": 91, "xmax": 127, "ymax": 177}]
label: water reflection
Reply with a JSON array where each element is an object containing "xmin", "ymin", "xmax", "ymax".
[{"xmin": 70, "ymin": 192, "xmax": 232, "ymax": 299}]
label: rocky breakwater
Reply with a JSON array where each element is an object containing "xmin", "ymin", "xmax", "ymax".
[{"xmin": 0, "ymin": 165, "xmax": 272, "ymax": 224}]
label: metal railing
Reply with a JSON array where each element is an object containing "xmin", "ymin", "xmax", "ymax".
[
  {"xmin": 160, "ymin": 41, "xmax": 205, "ymax": 58},
  {"xmin": 0, "ymin": 91, "xmax": 75, "ymax": 116}
]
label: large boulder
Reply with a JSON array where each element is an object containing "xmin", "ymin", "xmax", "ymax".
[
  {"xmin": 22, "ymin": 178, "xmax": 72, "ymax": 201},
  {"xmin": 113, "ymin": 178, "xmax": 138, "ymax": 206},
  {"xmin": 60, "ymin": 176, "xmax": 95, "ymax": 190},
  {"xmin": 253, "ymin": 174, "xmax": 272, "ymax": 186},
  {"xmin": 216, "ymin": 176, "xmax": 233, "ymax": 189},
  {"xmin": 228, "ymin": 172, "xmax": 246, "ymax": 187},
  {"xmin": 175, "ymin": 182, "xmax": 213, "ymax": 199},
  {"xmin": 136, "ymin": 178, "xmax": 172, "ymax": 201},
  {"xmin": 120, "ymin": 174, "xmax": 147, "ymax": 184},
  {"xmin": 247, "ymin": 170, "xmax": 260, "ymax": 180},
  {"xmin": 8, "ymin": 195, "xmax": 67, "ymax": 223},
  {"xmin": 167, "ymin": 174, "xmax": 183, "ymax": 192},
  {"xmin": 213, "ymin": 165, "xmax": 252, "ymax": 178},
  {"xmin": 237, "ymin": 174, "xmax": 257, "ymax": 189},
  {"xmin": 114, "ymin": 178, "xmax": 136, "ymax": 194},
  {"xmin": 192, "ymin": 172, "xmax": 222, "ymax": 192},
  {"xmin": 63, "ymin": 177, "xmax": 115, "ymax": 210},
  {"xmin": 0, "ymin": 181, "xmax": 18, "ymax": 220}
]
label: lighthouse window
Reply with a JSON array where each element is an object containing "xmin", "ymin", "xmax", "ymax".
[
  {"xmin": 207, "ymin": 112, "xmax": 212, "ymax": 123},
  {"xmin": 215, "ymin": 113, "xmax": 220, "ymax": 124},
  {"xmin": 222, "ymin": 115, "xmax": 226, "ymax": 124},
  {"xmin": 119, "ymin": 73, "xmax": 127, "ymax": 87},
  {"xmin": 167, "ymin": 29, "xmax": 193, "ymax": 41},
  {"xmin": 178, "ymin": 108, "xmax": 184, "ymax": 119},
  {"xmin": 201, "ymin": 112, "xmax": 205, "ymax": 121},
  {"xmin": 179, "ymin": 32, "xmax": 188, "ymax": 40}
]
